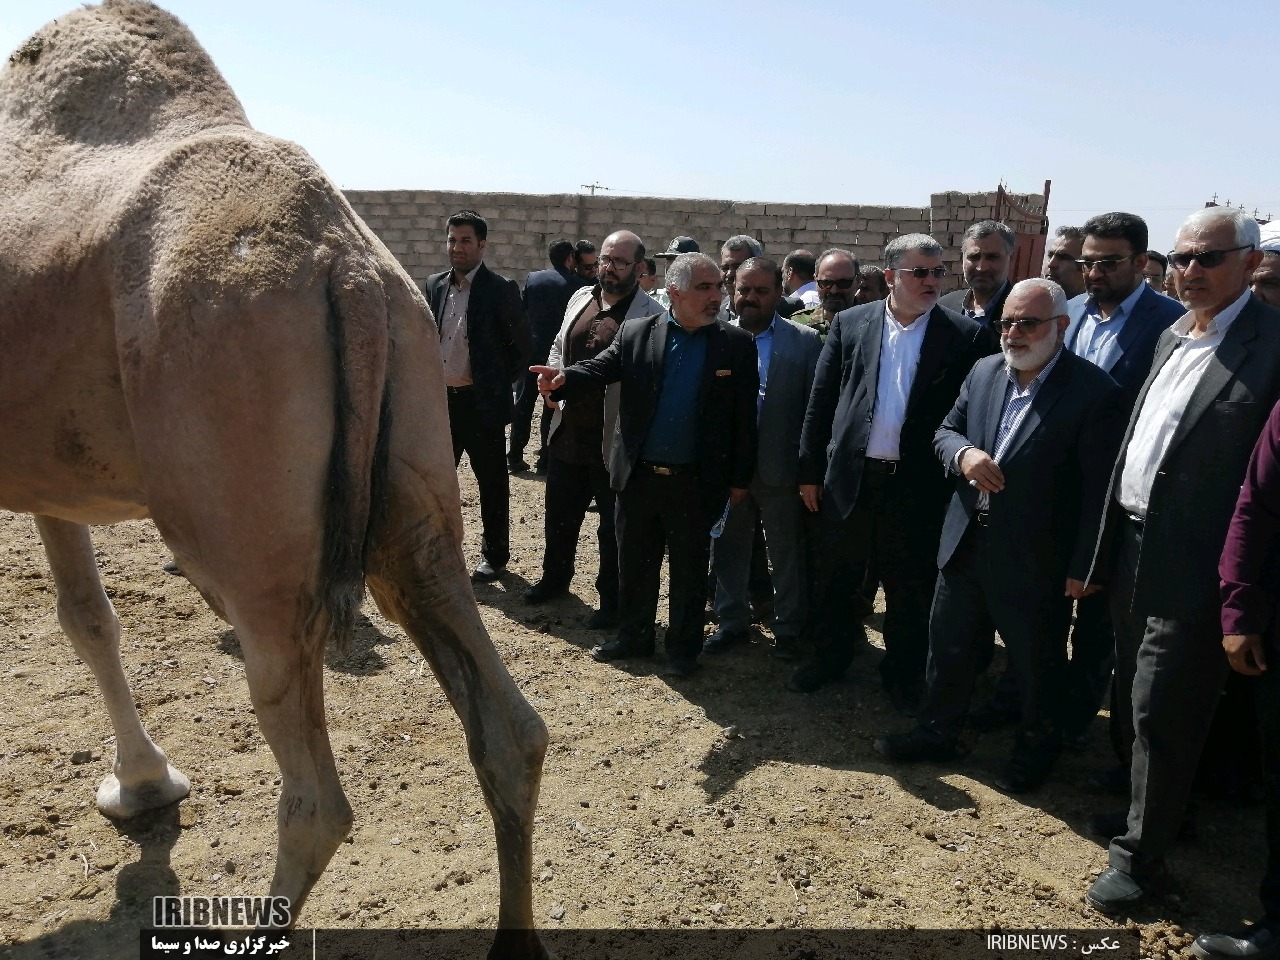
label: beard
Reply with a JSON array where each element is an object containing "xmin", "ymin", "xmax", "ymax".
[
  {"xmin": 1002, "ymin": 332, "xmax": 1059, "ymax": 372},
  {"xmin": 601, "ymin": 273, "xmax": 637, "ymax": 296}
]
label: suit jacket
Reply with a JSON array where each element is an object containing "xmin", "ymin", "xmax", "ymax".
[
  {"xmin": 940, "ymin": 280, "xmax": 1012, "ymax": 339},
  {"xmin": 755, "ymin": 317, "xmax": 823, "ymax": 488},
  {"xmin": 935, "ymin": 350, "xmax": 1125, "ymax": 586},
  {"xmin": 425, "ymin": 263, "xmax": 532, "ymax": 424},
  {"xmin": 554, "ymin": 313, "xmax": 759, "ymax": 505},
  {"xmin": 798, "ymin": 300, "xmax": 993, "ymax": 521},
  {"xmin": 546, "ymin": 285, "xmax": 665, "ymax": 461},
  {"xmin": 522, "ymin": 265, "xmax": 586, "ymax": 361},
  {"xmin": 1089, "ymin": 295, "xmax": 1280, "ymax": 621},
  {"xmin": 1064, "ymin": 284, "xmax": 1183, "ymax": 405}
]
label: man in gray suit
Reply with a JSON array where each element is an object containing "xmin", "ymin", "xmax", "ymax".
[
  {"xmin": 1085, "ymin": 206, "xmax": 1280, "ymax": 915},
  {"xmin": 707, "ymin": 258, "xmax": 822, "ymax": 658}
]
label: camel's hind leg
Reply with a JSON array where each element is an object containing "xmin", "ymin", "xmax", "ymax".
[
  {"xmin": 35, "ymin": 515, "xmax": 190, "ymax": 818},
  {"xmin": 368, "ymin": 497, "xmax": 548, "ymax": 950}
]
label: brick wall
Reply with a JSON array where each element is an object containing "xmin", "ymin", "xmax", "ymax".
[{"xmin": 342, "ymin": 188, "xmax": 1047, "ymax": 294}]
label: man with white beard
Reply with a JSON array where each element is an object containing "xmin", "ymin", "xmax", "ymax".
[{"xmin": 875, "ymin": 279, "xmax": 1126, "ymax": 794}]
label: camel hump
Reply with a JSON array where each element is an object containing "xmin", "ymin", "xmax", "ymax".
[{"xmin": 0, "ymin": 0, "xmax": 248, "ymax": 143}]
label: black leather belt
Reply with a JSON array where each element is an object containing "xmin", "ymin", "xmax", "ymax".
[
  {"xmin": 864, "ymin": 458, "xmax": 899, "ymax": 475},
  {"xmin": 446, "ymin": 385, "xmax": 474, "ymax": 395},
  {"xmin": 974, "ymin": 511, "xmax": 991, "ymax": 527},
  {"xmin": 637, "ymin": 460, "xmax": 694, "ymax": 476},
  {"xmin": 1124, "ymin": 511, "xmax": 1145, "ymax": 527}
]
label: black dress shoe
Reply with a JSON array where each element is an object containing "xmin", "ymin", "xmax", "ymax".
[
  {"xmin": 522, "ymin": 580, "xmax": 568, "ymax": 604},
  {"xmin": 873, "ymin": 727, "xmax": 964, "ymax": 763},
  {"xmin": 885, "ymin": 681, "xmax": 923, "ymax": 718},
  {"xmin": 584, "ymin": 608, "xmax": 618, "ymax": 630},
  {"xmin": 1087, "ymin": 809, "xmax": 1197, "ymax": 843},
  {"xmin": 507, "ymin": 457, "xmax": 531, "ymax": 474},
  {"xmin": 968, "ymin": 698, "xmax": 1022, "ymax": 732},
  {"xmin": 1191, "ymin": 921, "xmax": 1280, "ymax": 959},
  {"xmin": 995, "ymin": 741, "xmax": 1060, "ymax": 793},
  {"xmin": 1086, "ymin": 865, "xmax": 1165, "ymax": 915},
  {"xmin": 771, "ymin": 635, "xmax": 802, "ymax": 661},
  {"xmin": 704, "ymin": 626, "xmax": 749, "ymax": 655},
  {"xmin": 471, "ymin": 560, "xmax": 505, "ymax": 582},
  {"xmin": 662, "ymin": 658, "xmax": 700, "ymax": 678},
  {"xmin": 591, "ymin": 634, "xmax": 655, "ymax": 662},
  {"xmin": 787, "ymin": 661, "xmax": 839, "ymax": 693}
]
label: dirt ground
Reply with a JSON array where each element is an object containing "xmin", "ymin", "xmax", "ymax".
[{"xmin": 0, "ymin": 459, "xmax": 1267, "ymax": 960}]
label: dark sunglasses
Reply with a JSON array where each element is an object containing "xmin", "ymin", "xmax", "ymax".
[
  {"xmin": 998, "ymin": 316, "xmax": 1053, "ymax": 334},
  {"xmin": 1167, "ymin": 244, "xmax": 1255, "ymax": 271},
  {"xmin": 816, "ymin": 277, "xmax": 856, "ymax": 290},
  {"xmin": 895, "ymin": 266, "xmax": 948, "ymax": 280}
]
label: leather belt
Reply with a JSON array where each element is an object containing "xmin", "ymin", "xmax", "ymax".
[
  {"xmin": 864, "ymin": 458, "xmax": 899, "ymax": 475},
  {"xmin": 974, "ymin": 511, "xmax": 991, "ymax": 527},
  {"xmin": 1124, "ymin": 511, "xmax": 1145, "ymax": 527},
  {"xmin": 446, "ymin": 385, "xmax": 474, "ymax": 395},
  {"xmin": 637, "ymin": 460, "xmax": 694, "ymax": 476}
]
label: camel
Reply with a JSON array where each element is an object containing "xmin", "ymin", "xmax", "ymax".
[{"xmin": 0, "ymin": 2, "xmax": 548, "ymax": 955}]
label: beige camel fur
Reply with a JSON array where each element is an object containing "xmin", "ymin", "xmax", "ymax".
[{"xmin": 0, "ymin": 3, "xmax": 548, "ymax": 954}]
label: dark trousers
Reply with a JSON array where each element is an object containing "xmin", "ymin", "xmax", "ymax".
[
  {"xmin": 448, "ymin": 389, "xmax": 510, "ymax": 568},
  {"xmin": 510, "ymin": 372, "xmax": 551, "ymax": 463},
  {"xmin": 806, "ymin": 467, "xmax": 942, "ymax": 691},
  {"xmin": 1062, "ymin": 590, "xmax": 1115, "ymax": 737},
  {"xmin": 1258, "ymin": 649, "xmax": 1280, "ymax": 919},
  {"xmin": 1108, "ymin": 516, "xmax": 1230, "ymax": 878},
  {"xmin": 616, "ymin": 469, "xmax": 712, "ymax": 662},
  {"xmin": 542, "ymin": 456, "xmax": 618, "ymax": 612},
  {"xmin": 919, "ymin": 524, "xmax": 1073, "ymax": 745}
]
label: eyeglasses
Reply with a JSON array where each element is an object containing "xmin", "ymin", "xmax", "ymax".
[
  {"xmin": 997, "ymin": 317, "xmax": 1053, "ymax": 334},
  {"xmin": 816, "ymin": 277, "xmax": 856, "ymax": 290},
  {"xmin": 1074, "ymin": 255, "xmax": 1133, "ymax": 273},
  {"xmin": 1045, "ymin": 252, "xmax": 1079, "ymax": 265},
  {"xmin": 598, "ymin": 256, "xmax": 635, "ymax": 270},
  {"xmin": 1167, "ymin": 244, "xmax": 1255, "ymax": 271},
  {"xmin": 894, "ymin": 266, "xmax": 948, "ymax": 280}
]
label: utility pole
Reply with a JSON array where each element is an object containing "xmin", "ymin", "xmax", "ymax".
[{"xmin": 581, "ymin": 182, "xmax": 610, "ymax": 196}]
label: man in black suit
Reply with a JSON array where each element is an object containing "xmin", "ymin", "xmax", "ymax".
[
  {"xmin": 874, "ymin": 279, "xmax": 1125, "ymax": 793},
  {"xmin": 1085, "ymin": 208, "xmax": 1280, "ymax": 915},
  {"xmin": 509, "ymin": 239, "xmax": 586, "ymax": 473},
  {"xmin": 425, "ymin": 210, "xmax": 532, "ymax": 582},
  {"xmin": 939, "ymin": 220, "xmax": 1016, "ymax": 335},
  {"xmin": 790, "ymin": 234, "xmax": 992, "ymax": 711},
  {"xmin": 532, "ymin": 252, "xmax": 758, "ymax": 677}
]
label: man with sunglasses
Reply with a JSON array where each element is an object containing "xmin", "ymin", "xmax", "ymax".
[
  {"xmin": 792, "ymin": 248, "xmax": 860, "ymax": 339},
  {"xmin": 940, "ymin": 220, "xmax": 1017, "ymax": 332},
  {"xmin": 790, "ymin": 235, "xmax": 991, "ymax": 713},
  {"xmin": 1059, "ymin": 213, "xmax": 1184, "ymax": 762},
  {"xmin": 1084, "ymin": 207, "xmax": 1280, "ymax": 917},
  {"xmin": 1042, "ymin": 225, "xmax": 1086, "ymax": 300},
  {"xmin": 875, "ymin": 279, "xmax": 1125, "ymax": 793}
]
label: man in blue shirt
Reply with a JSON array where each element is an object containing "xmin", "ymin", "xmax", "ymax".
[{"xmin": 532, "ymin": 253, "xmax": 759, "ymax": 677}]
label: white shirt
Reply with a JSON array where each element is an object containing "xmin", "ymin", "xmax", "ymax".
[
  {"xmin": 1117, "ymin": 288, "xmax": 1253, "ymax": 516},
  {"xmin": 866, "ymin": 300, "xmax": 930, "ymax": 460},
  {"xmin": 794, "ymin": 281, "xmax": 822, "ymax": 307},
  {"xmin": 440, "ymin": 264, "xmax": 480, "ymax": 387}
]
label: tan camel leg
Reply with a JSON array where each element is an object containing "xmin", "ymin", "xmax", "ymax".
[
  {"xmin": 369, "ymin": 537, "xmax": 548, "ymax": 957},
  {"xmin": 35, "ymin": 515, "xmax": 190, "ymax": 818},
  {"xmin": 231, "ymin": 610, "xmax": 352, "ymax": 921}
]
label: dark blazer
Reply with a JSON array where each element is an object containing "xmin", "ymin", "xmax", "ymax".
[
  {"xmin": 1089, "ymin": 295, "xmax": 1280, "ymax": 621},
  {"xmin": 1065, "ymin": 284, "xmax": 1183, "ymax": 405},
  {"xmin": 554, "ymin": 313, "xmax": 758, "ymax": 505},
  {"xmin": 940, "ymin": 279, "xmax": 1012, "ymax": 335},
  {"xmin": 425, "ymin": 263, "xmax": 532, "ymax": 424},
  {"xmin": 756, "ymin": 317, "xmax": 823, "ymax": 488},
  {"xmin": 798, "ymin": 300, "xmax": 993, "ymax": 521},
  {"xmin": 935, "ymin": 350, "xmax": 1126, "ymax": 585},
  {"xmin": 522, "ymin": 265, "xmax": 585, "ymax": 361}
]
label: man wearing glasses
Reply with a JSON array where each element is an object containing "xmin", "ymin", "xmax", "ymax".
[
  {"xmin": 874, "ymin": 279, "xmax": 1125, "ymax": 793},
  {"xmin": 789, "ymin": 235, "xmax": 992, "ymax": 714},
  {"xmin": 1058, "ymin": 212, "xmax": 1184, "ymax": 787},
  {"xmin": 523, "ymin": 231, "xmax": 664, "ymax": 629},
  {"xmin": 1041, "ymin": 225, "xmax": 1086, "ymax": 300},
  {"xmin": 1085, "ymin": 207, "xmax": 1280, "ymax": 916},
  {"xmin": 940, "ymin": 220, "xmax": 1017, "ymax": 331},
  {"xmin": 792, "ymin": 248, "xmax": 861, "ymax": 339}
]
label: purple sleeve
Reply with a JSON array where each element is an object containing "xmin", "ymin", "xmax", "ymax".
[{"xmin": 1220, "ymin": 399, "xmax": 1280, "ymax": 635}]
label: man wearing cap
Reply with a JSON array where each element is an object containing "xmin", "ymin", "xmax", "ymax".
[{"xmin": 532, "ymin": 252, "xmax": 759, "ymax": 678}]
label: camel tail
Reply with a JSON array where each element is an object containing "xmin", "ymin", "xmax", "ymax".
[{"xmin": 312, "ymin": 253, "xmax": 393, "ymax": 656}]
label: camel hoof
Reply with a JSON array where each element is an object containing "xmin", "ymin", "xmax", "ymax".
[{"xmin": 96, "ymin": 764, "xmax": 191, "ymax": 819}]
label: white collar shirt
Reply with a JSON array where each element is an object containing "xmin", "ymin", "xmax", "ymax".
[
  {"xmin": 866, "ymin": 299, "xmax": 931, "ymax": 460},
  {"xmin": 440, "ymin": 263, "xmax": 481, "ymax": 387}
]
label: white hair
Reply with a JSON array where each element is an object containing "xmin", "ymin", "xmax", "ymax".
[
  {"xmin": 721, "ymin": 235, "xmax": 763, "ymax": 258},
  {"xmin": 665, "ymin": 252, "xmax": 718, "ymax": 291},
  {"xmin": 1010, "ymin": 277, "xmax": 1069, "ymax": 317},
  {"xmin": 1179, "ymin": 207, "xmax": 1262, "ymax": 249}
]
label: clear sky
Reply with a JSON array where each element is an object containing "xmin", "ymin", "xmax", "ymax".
[{"xmin": 3, "ymin": 1, "xmax": 1276, "ymax": 255}]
